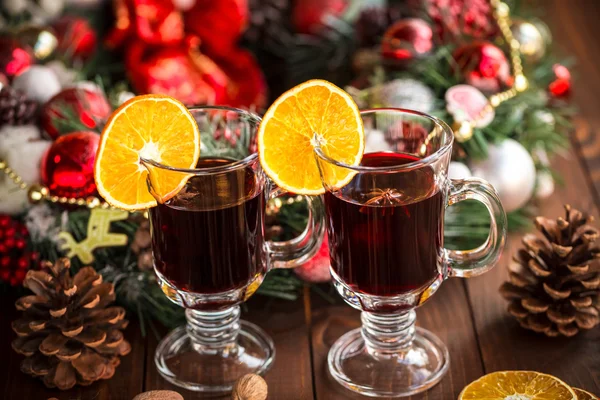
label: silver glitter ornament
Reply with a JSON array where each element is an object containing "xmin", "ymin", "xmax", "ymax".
[{"xmin": 471, "ymin": 139, "xmax": 536, "ymax": 212}]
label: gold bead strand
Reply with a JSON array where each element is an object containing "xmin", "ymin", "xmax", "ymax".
[{"xmin": 0, "ymin": 158, "xmax": 112, "ymax": 209}]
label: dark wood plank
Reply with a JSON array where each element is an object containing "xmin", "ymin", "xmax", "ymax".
[
  {"xmin": 144, "ymin": 293, "xmax": 314, "ymax": 399},
  {"xmin": 0, "ymin": 294, "xmax": 145, "ymax": 400},
  {"xmin": 310, "ymin": 279, "xmax": 485, "ymax": 400},
  {"xmin": 544, "ymin": 0, "xmax": 600, "ymax": 200},
  {"xmin": 464, "ymin": 143, "xmax": 600, "ymax": 393}
]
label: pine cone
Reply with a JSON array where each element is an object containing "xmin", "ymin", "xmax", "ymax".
[
  {"xmin": 131, "ymin": 220, "xmax": 153, "ymax": 271},
  {"xmin": 500, "ymin": 205, "xmax": 600, "ymax": 337},
  {"xmin": 245, "ymin": 0, "xmax": 293, "ymax": 45},
  {"xmin": 11, "ymin": 258, "xmax": 131, "ymax": 390},
  {"xmin": 0, "ymin": 87, "xmax": 38, "ymax": 127}
]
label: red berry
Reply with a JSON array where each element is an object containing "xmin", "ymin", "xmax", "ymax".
[
  {"xmin": 15, "ymin": 239, "xmax": 26, "ymax": 250},
  {"xmin": 13, "ymin": 269, "xmax": 26, "ymax": 282},
  {"xmin": 4, "ymin": 238, "xmax": 15, "ymax": 248},
  {"xmin": 0, "ymin": 244, "xmax": 6, "ymax": 254},
  {"xmin": 0, "ymin": 270, "xmax": 9, "ymax": 281},
  {"xmin": 5, "ymin": 227, "xmax": 16, "ymax": 237},
  {"xmin": 30, "ymin": 252, "xmax": 40, "ymax": 261},
  {"xmin": 0, "ymin": 255, "xmax": 10, "ymax": 268},
  {"xmin": 9, "ymin": 277, "xmax": 19, "ymax": 286},
  {"xmin": 19, "ymin": 226, "xmax": 28, "ymax": 237},
  {"xmin": 0, "ymin": 216, "xmax": 10, "ymax": 227},
  {"xmin": 17, "ymin": 257, "xmax": 29, "ymax": 269}
]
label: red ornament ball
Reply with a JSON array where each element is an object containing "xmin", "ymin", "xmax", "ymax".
[
  {"xmin": 548, "ymin": 64, "xmax": 571, "ymax": 99},
  {"xmin": 53, "ymin": 16, "xmax": 98, "ymax": 60},
  {"xmin": 185, "ymin": 0, "xmax": 249, "ymax": 58},
  {"xmin": 381, "ymin": 19, "xmax": 433, "ymax": 62},
  {"xmin": 0, "ymin": 214, "xmax": 32, "ymax": 286},
  {"xmin": 293, "ymin": 0, "xmax": 348, "ymax": 34},
  {"xmin": 219, "ymin": 49, "xmax": 267, "ymax": 109},
  {"xmin": 294, "ymin": 237, "xmax": 331, "ymax": 283},
  {"xmin": 0, "ymin": 36, "xmax": 33, "ymax": 78},
  {"xmin": 41, "ymin": 131, "xmax": 100, "ymax": 199},
  {"xmin": 126, "ymin": 40, "xmax": 229, "ymax": 106},
  {"xmin": 453, "ymin": 41, "xmax": 512, "ymax": 94},
  {"xmin": 41, "ymin": 87, "xmax": 111, "ymax": 140}
]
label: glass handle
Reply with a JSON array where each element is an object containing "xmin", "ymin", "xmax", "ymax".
[
  {"xmin": 266, "ymin": 184, "xmax": 326, "ymax": 269},
  {"xmin": 444, "ymin": 178, "xmax": 507, "ymax": 278}
]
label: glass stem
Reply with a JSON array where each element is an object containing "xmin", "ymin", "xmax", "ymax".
[
  {"xmin": 186, "ymin": 306, "xmax": 241, "ymax": 356},
  {"xmin": 361, "ymin": 310, "xmax": 416, "ymax": 358}
]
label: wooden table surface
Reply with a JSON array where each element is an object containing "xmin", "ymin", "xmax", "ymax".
[{"xmin": 2, "ymin": 1, "xmax": 600, "ymax": 399}]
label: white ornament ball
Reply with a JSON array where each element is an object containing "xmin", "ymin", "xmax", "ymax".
[
  {"xmin": 371, "ymin": 79, "xmax": 435, "ymax": 113},
  {"xmin": 2, "ymin": 0, "xmax": 28, "ymax": 15},
  {"xmin": 12, "ymin": 65, "xmax": 61, "ymax": 103},
  {"xmin": 364, "ymin": 129, "xmax": 392, "ymax": 153},
  {"xmin": 117, "ymin": 91, "xmax": 135, "ymax": 105},
  {"xmin": 46, "ymin": 60, "xmax": 78, "ymax": 87},
  {"xmin": 535, "ymin": 170, "xmax": 555, "ymax": 199},
  {"xmin": 448, "ymin": 162, "xmax": 472, "ymax": 180},
  {"xmin": 36, "ymin": 0, "xmax": 65, "ymax": 18},
  {"xmin": 471, "ymin": 138, "xmax": 536, "ymax": 212},
  {"xmin": 0, "ymin": 125, "xmax": 51, "ymax": 215}
]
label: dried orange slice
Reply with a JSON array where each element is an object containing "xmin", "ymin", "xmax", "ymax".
[
  {"xmin": 459, "ymin": 371, "xmax": 577, "ymax": 400},
  {"xmin": 574, "ymin": 388, "xmax": 599, "ymax": 400},
  {"xmin": 257, "ymin": 79, "xmax": 364, "ymax": 195},
  {"xmin": 94, "ymin": 94, "xmax": 200, "ymax": 210}
]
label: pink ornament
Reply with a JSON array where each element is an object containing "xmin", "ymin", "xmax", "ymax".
[
  {"xmin": 294, "ymin": 237, "xmax": 332, "ymax": 283},
  {"xmin": 453, "ymin": 41, "xmax": 512, "ymax": 94}
]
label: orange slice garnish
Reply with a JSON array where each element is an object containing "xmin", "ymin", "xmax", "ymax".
[
  {"xmin": 574, "ymin": 388, "xmax": 599, "ymax": 400},
  {"xmin": 257, "ymin": 79, "xmax": 364, "ymax": 195},
  {"xmin": 94, "ymin": 94, "xmax": 200, "ymax": 210},
  {"xmin": 459, "ymin": 371, "xmax": 577, "ymax": 400}
]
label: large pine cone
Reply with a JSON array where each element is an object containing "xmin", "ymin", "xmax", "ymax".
[
  {"xmin": 500, "ymin": 205, "xmax": 600, "ymax": 337},
  {"xmin": 11, "ymin": 258, "xmax": 131, "ymax": 390}
]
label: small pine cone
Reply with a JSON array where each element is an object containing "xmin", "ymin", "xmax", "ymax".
[
  {"xmin": 0, "ymin": 87, "xmax": 38, "ymax": 127},
  {"xmin": 11, "ymin": 258, "xmax": 131, "ymax": 390},
  {"xmin": 500, "ymin": 205, "xmax": 600, "ymax": 337},
  {"xmin": 245, "ymin": 0, "xmax": 293, "ymax": 45}
]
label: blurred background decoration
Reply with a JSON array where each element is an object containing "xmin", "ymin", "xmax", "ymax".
[{"xmin": 0, "ymin": 0, "xmax": 574, "ymax": 331}]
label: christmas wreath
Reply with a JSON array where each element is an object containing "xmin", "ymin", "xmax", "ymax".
[{"xmin": 0, "ymin": 0, "xmax": 573, "ymax": 330}]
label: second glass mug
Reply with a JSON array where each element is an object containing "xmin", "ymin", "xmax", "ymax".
[
  {"xmin": 314, "ymin": 108, "xmax": 507, "ymax": 398},
  {"xmin": 142, "ymin": 106, "xmax": 324, "ymax": 393}
]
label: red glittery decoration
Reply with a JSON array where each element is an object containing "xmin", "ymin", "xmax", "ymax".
[
  {"xmin": 381, "ymin": 19, "xmax": 433, "ymax": 62},
  {"xmin": 53, "ymin": 16, "xmax": 98, "ymax": 60},
  {"xmin": 40, "ymin": 88, "xmax": 111, "ymax": 140},
  {"xmin": 0, "ymin": 36, "xmax": 33, "ymax": 78},
  {"xmin": 41, "ymin": 131, "xmax": 100, "ymax": 199},
  {"xmin": 453, "ymin": 41, "xmax": 512, "ymax": 94},
  {"xmin": 0, "ymin": 215, "xmax": 34, "ymax": 287}
]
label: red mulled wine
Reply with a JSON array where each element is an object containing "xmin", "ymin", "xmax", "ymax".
[
  {"xmin": 324, "ymin": 152, "xmax": 444, "ymax": 298},
  {"xmin": 150, "ymin": 158, "xmax": 267, "ymax": 297}
]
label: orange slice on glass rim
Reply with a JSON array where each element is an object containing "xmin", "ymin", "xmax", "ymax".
[
  {"xmin": 458, "ymin": 371, "xmax": 577, "ymax": 400},
  {"xmin": 94, "ymin": 94, "xmax": 200, "ymax": 210},
  {"xmin": 573, "ymin": 388, "xmax": 599, "ymax": 400},
  {"xmin": 257, "ymin": 79, "xmax": 364, "ymax": 195}
]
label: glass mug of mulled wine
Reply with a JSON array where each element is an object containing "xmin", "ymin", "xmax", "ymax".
[
  {"xmin": 314, "ymin": 108, "xmax": 507, "ymax": 398},
  {"xmin": 141, "ymin": 107, "xmax": 324, "ymax": 394}
]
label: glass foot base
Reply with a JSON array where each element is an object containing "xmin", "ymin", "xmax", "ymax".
[
  {"xmin": 328, "ymin": 326, "xmax": 449, "ymax": 398},
  {"xmin": 155, "ymin": 321, "xmax": 275, "ymax": 393}
]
